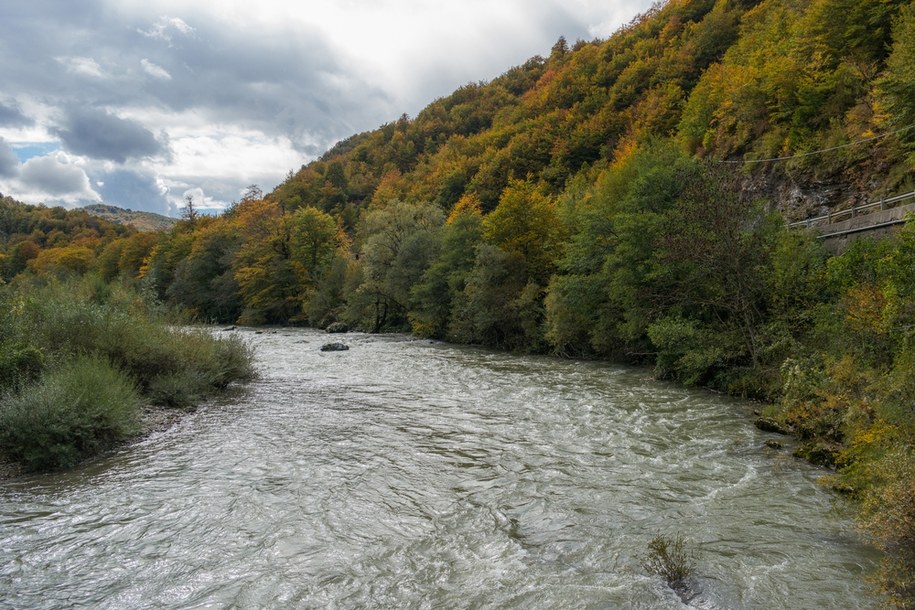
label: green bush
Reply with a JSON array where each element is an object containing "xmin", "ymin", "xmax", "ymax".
[
  {"xmin": 0, "ymin": 341, "xmax": 44, "ymax": 391},
  {"xmin": 7, "ymin": 277, "xmax": 256, "ymax": 403},
  {"xmin": 172, "ymin": 329, "xmax": 256, "ymax": 390},
  {"xmin": 0, "ymin": 355, "xmax": 141, "ymax": 471},
  {"xmin": 144, "ymin": 330, "xmax": 254, "ymax": 407},
  {"xmin": 648, "ymin": 316, "xmax": 724, "ymax": 385},
  {"xmin": 147, "ymin": 369, "xmax": 210, "ymax": 408},
  {"xmin": 146, "ymin": 332, "xmax": 254, "ymax": 407}
]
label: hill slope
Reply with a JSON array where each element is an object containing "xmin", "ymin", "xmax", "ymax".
[
  {"xmin": 270, "ymin": 0, "xmax": 914, "ymax": 222},
  {"xmin": 0, "ymin": 195, "xmax": 139, "ymax": 281},
  {"xmin": 82, "ymin": 204, "xmax": 177, "ymax": 232}
]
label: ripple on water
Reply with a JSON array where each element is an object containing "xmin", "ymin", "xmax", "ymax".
[{"xmin": 0, "ymin": 329, "xmax": 882, "ymax": 609}]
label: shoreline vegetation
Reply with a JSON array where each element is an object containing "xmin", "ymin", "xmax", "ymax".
[
  {"xmin": 0, "ymin": 276, "xmax": 256, "ymax": 475},
  {"xmin": 0, "ymin": 403, "xmax": 188, "ymax": 481}
]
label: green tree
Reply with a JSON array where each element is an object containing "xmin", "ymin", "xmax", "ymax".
[
  {"xmin": 347, "ymin": 200, "xmax": 443, "ymax": 331},
  {"xmin": 410, "ymin": 194, "xmax": 483, "ymax": 338},
  {"xmin": 449, "ymin": 245, "xmax": 534, "ymax": 350},
  {"xmin": 168, "ymin": 222, "xmax": 243, "ymax": 323},
  {"xmin": 545, "ymin": 142, "xmax": 692, "ymax": 358}
]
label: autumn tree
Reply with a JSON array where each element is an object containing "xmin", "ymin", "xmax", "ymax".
[
  {"xmin": 231, "ymin": 198, "xmax": 300, "ymax": 325},
  {"xmin": 482, "ymin": 179, "xmax": 564, "ymax": 285},
  {"xmin": 877, "ymin": 2, "xmax": 915, "ymax": 159},
  {"xmin": 27, "ymin": 245, "xmax": 94, "ymax": 276},
  {"xmin": 289, "ymin": 206, "xmax": 339, "ymax": 286}
]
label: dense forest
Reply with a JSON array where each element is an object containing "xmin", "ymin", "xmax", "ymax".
[{"xmin": 1, "ymin": 0, "xmax": 913, "ymax": 605}]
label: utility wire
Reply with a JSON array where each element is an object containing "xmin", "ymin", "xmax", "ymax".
[{"xmin": 715, "ymin": 123, "xmax": 915, "ymax": 164}]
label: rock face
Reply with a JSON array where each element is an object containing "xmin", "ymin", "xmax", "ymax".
[
  {"xmin": 320, "ymin": 342, "xmax": 349, "ymax": 352},
  {"xmin": 325, "ymin": 322, "xmax": 349, "ymax": 334}
]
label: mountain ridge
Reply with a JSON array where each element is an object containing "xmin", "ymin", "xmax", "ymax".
[{"xmin": 82, "ymin": 203, "xmax": 177, "ymax": 232}]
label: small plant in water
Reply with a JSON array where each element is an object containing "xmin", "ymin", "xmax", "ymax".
[{"xmin": 642, "ymin": 533, "xmax": 696, "ymax": 587}]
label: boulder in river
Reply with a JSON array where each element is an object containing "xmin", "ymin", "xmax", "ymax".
[
  {"xmin": 321, "ymin": 342, "xmax": 349, "ymax": 352},
  {"xmin": 325, "ymin": 322, "xmax": 349, "ymax": 334}
]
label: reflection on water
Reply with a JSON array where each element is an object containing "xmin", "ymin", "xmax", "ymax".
[{"xmin": 0, "ymin": 329, "xmax": 881, "ymax": 609}]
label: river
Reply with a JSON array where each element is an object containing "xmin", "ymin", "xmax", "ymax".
[{"xmin": 0, "ymin": 329, "xmax": 881, "ymax": 609}]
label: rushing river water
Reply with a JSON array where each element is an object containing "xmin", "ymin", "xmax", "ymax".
[{"xmin": 0, "ymin": 329, "xmax": 881, "ymax": 609}]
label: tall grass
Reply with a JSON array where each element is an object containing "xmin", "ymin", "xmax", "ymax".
[
  {"xmin": 0, "ymin": 275, "xmax": 255, "ymax": 471},
  {"xmin": 6, "ymin": 276, "xmax": 255, "ymax": 396},
  {"xmin": 642, "ymin": 533, "xmax": 696, "ymax": 588}
]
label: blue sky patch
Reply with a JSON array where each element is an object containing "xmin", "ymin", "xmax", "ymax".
[{"xmin": 11, "ymin": 142, "xmax": 60, "ymax": 162}]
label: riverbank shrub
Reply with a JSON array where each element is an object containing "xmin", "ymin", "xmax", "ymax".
[
  {"xmin": 859, "ymin": 451, "xmax": 915, "ymax": 609},
  {"xmin": 6, "ymin": 276, "xmax": 255, "ymax": 400},
  {"xmin": 0, "ymin": 275, "xmax": 256, "ymax": 472},
  {"xmin": 0, "ymin": 355, "xmax": 141, "ymax": 471},
  {"xmin": 759, "ymin": 222, "xmax": 915, "ymax": 606},
  {"xmin": 0, "ymin": 341, "xmax": 43, "ymax": 392},
  {"xmin": 146, "ymin": 330, "xmax": 255, "ymax": 407}
]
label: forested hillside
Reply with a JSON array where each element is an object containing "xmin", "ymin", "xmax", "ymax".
[
  {"xmin": 121, "ymin": 0, "xmax": 914, "ymax": 332},
  {"xmin": 2, "ymin": 0, "xmax": 914, "ymax": 604},
  {"xmin": 273, "ymin": 0, "xmax": 913, "ymax": 221},
  {"xmin": 0, "ymin": 195, "xmax": 150, "ymax": 282}
]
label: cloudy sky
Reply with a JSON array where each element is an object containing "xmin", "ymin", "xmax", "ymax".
[{"xmin": 0, "ymin": 0, "xmax": 654, "ymax": 216}]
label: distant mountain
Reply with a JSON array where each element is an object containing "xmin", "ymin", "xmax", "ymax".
[{"xmin": 82, "ymin": 204, "xmax": 177, "ymax": 232}]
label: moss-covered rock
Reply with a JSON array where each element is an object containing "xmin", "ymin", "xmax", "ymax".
[{"xmin": 754, "ymin": 417, "xmax": 792, "ymax": 435}]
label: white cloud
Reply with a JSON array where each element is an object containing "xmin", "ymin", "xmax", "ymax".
[
  {"xmin": 0, "ymin": 100, "xmax": 59, "ymax": 145},
  {"xmin": 141, "ymin": 58, "xmax": 172, "ymax": 80},
  {"xmin": 57, "ymin": 56, "xmax": 106, "ymax": 78},
  {"xmin": 150, "ymin": 123, "xmax": 302, "ymax": 211},
  {"xmin": 180, "ymin": 186, "xmax": 221, "ymax": 213},
  {"xmin": 138, "ymin": 16, "xmax": 195, "ymax": 42}
]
